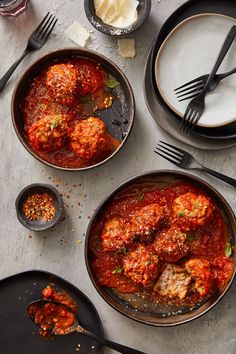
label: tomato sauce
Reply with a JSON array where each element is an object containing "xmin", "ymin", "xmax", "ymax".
[
  {"xmin": 29, "ymin": 285, "xmax": 78, "ymax": 339},
  {"xmin": 21, "ymin": 57, "xmax": 120, "ymax": 168},
  {"xmin": 89, "ymin": 181, "xmax": 234, "ymax": 308},
  {"xmin": 28, "ymin": 302, "xmax": 75, "ymax": 337}
]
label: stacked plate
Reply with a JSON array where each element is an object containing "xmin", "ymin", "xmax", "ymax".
[{"xmin": 145, "ymin": 0, "xmax": 236, "ymax": 149}]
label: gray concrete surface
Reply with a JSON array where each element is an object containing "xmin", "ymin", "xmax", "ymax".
[{"xmin": 0, "ymin": 1, "xmax": 236, "ymax": 353}]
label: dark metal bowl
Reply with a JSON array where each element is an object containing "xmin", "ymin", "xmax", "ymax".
[
  {"xmin": 84, "ymin": 0, "xmax": 151, "ymax": 36},
  {"xmin": 11, "ymin": 48, "xmax": 135, "ymax": 171},
  {"xmin": 15, "ymin": 183, "xmax": 64, "ymax": 231},
  {"xmin": 85, "ymin": 170, "xmax": 236, "ymax": 326}
]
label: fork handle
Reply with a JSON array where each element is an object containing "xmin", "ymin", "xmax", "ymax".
[
  {"xmin": 82, "ymin": 329, "xmax": 147, "ymax": 354},
  {"xmin": 198, "ymin": 165, "xmax": 236, "ymax": 187},
  {"xmin": 203, "ymin": 25, "xmax": 236, "ymax": 93},
  {"xmin": 218, "ymin": 67, "xmax": 236, "ymax": 80},
  {"xmin": 0, "ymin": 49, "xmax": 28, "ymax": 92}
]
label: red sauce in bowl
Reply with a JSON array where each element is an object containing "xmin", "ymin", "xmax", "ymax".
[
  {"xmin": 21, "ymin": 58, "xmax": 120, "ymax": 168},
  {"xmin": 89, "ymin": 181, "xmax": 234, "ymax": 309}
]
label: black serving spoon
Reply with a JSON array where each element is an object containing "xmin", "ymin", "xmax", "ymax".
[{"xmin": 27, "ymin": 300, "xmax": 147, "ymax": 354}]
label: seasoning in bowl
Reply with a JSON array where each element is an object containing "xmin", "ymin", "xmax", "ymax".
[
  {"xmin": 94, "ymin": 0, "xmax": 139, "ymax": 29},
  {"xmin": 22, "ymin": 193, "xmax": 56, "ymax": 222},
  {"xmin": 15, "ymin": 184, "xmax": 64, "ymax": 231}
]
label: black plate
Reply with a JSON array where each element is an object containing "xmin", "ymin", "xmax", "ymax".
[
  {"xmin": 150, "ymin": 0, "xmax": 236, "ymax": 139},
  {"xmin": 0, "ymin": 270, "xmax": 104, "ymax": 354}
]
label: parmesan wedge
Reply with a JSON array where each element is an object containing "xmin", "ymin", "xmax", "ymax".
[
  {"xmin": 65, "ymin": 21, "xmax": 90, "ymax": 47},
  {"xmin": 118, "ymin": 39, "xmax": 136, "ymax": 58}
]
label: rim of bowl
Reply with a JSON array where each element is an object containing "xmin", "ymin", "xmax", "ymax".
[
  {"xmin": 15, "ymin": 183, "xmax": 64, "ymax": 231},
  {"xmin": 11, "ymin": 47, "xmax": 135, "ymax": 171},
  {"xmin": 84, "ymin": 169, "xmax": 236, "ymax": 326},
  {"xmin": 84, "ymin": 0, "xmax": 151, "ymax": 36}
]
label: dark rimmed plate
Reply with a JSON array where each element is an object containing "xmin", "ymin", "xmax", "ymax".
[
  {"xmin": 150, "ymin": 0, "xmax": 236, "ymax": 139},
  {"xmin": 12, "ymin": 48, "xmax": 135, "ymax": 171},
  {"xmin": 0, "ymin": 270, "xmax": 104, "ymax": 354},
  {"xmin": 85, "ymin": 170, "xmax": 236, "ymax": 327},
  {"xmin": 144, "ymin": 44, "xmax": 236, "ymax": 149}
]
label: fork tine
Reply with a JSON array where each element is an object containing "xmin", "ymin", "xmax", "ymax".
[
  {"xmin": 182, "ymin": 109, "xmax": 195, "ymax": 134},
  {"xmin": 176, "ymin": 84, "xmax": 204, "ymax": 98},
  {"xmin": 34, "ymin": 12, "xmax": 51, "ymax": 36},
  {"xmin": 185, "ymin": 110, "xmax": 198, "ymax": 135},
  {"xmin": 42, "ymin": 18, "xmax": 57, "ymax": 41},
  {"xmin": 180, "ymin": 107, "xmax": 192, "ymax": 131},
  {"xmin": 158, "ymin": 143, "xmax": 183, "ymax": 158},
  {"xmin": 156, "ymin": 146, "xmax": 182, "ymax": 162},
  {"xmin": 190, "ymin": 111, "xmax": 201, "ymax": 130},
  {"xmin": 176, "ymin": 82, "xmax": 204, "ymax": 96},
  {"xmin": 154, "ymin": 151, "xmax": 181, "ymax": 166},
  {"xmin": 159, "ymin": 140, "xmax": 185, "ymax": 155},
  {"xmin": 174, "ymin": 75, "xmax": 207, "ymax": 92},
  {"xmin": 38, "ymin": 15, "xmax": 56, "ymax": 40},
  {"xmin": 178, "ymin": 91, "xmax": 202, "ymax": 102}
]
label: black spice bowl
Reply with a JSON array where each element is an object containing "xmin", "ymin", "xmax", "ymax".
[
  {"xmin": 84, "ymin": 0, "xmax": 151, "ymax": 36},
  {"xmin": 15, "ymin": 184, "xmax": 64, "ymax": 232}
]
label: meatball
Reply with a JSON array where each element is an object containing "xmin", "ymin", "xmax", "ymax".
[
  {"xmin": 173, "ymin": 192, "xmax": 213, "ymax": 230},
  {"xmin": 123, "ymin": 245, "xmax": 160, "ymax": 286},
  {"xmin": 68, "ymin": 117, "xmax": 112, "ymax": 160},
  {"xmin": 185, "ymin": 258, "xmax": 213, "ymax": 297},
  {"xmin": 154, "ymin": 264, "xmax": 192, "ymax": 300},
  {"xmin": 46, "ymin": 63, "xmax": 78, "ymax": 105},
  {"xmin": 28, "ymin": 114, "xmax": 70, "ymax": 152},
  {"xmin": 77, "ymin": 59, "xmax": 103, "ymax": 96},
  {"xmin": 101, "ymin": 216, "xmax": 133, "ymax": 252},
  {"xmin": 130, "ymin": 204, "xmax": 165, "ymax": 241},
  {"xmin": 153, "ymin": 226, "xmax": 189, "ymax": 262}
]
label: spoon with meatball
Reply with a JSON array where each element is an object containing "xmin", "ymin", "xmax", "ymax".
[{"xmin": 27, "ymin": 300, "xmax": 146, "ymax": 354}]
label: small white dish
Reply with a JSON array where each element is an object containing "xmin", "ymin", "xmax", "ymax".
[{"xmin": 155, "ymin": 13, "xmax": 236, "ymax": 128}]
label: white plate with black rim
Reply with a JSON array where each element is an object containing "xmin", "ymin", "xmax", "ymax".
[{"xmin": 155, "ymin": 13, "xmax": 236, "ymax": 128}]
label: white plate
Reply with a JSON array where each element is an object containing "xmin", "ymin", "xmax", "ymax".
[
  {"xmin": 155, "ymin": 13, "xmax": 236, "ymax": 128},
  {"xmin": 144, "ymin": 45, "xmax": 236, "ymax": 150}
]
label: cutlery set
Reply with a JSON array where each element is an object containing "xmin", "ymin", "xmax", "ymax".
[{"xmin": 177, "ymin": 25, "xmax": 236, "ymax": 133}]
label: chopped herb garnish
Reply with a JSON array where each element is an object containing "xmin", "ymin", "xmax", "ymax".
[
  {"xmin": 121, "ymin": 247, "xmax": 128, "ymax": 254},
  {"xmin": 80, "ymin": 96, "xmax": 90, "ymax": 104},
  {"xmin": 225, "ymin": 242, "xmax": 232, "ymax": 258},
  {"xmin": 105, "ymin": 78, "xmax": 120, "ymax": 89},
  {"xmin": 112, "ymin": 267, "xmax": 123, "ymax": 274},
  {"xmin": 186, "ymin": 233, "xmax": 196, "ymax": 242},
  {"xmin": 178, "ymin": 210, "xmax": 185, "ymax": 217},
  {"xmin": 50, "ymin": 120, "xmax": 58, "ymax": 130},
  {"xmin": 136, "ymin": 192, "xmax": 145, "ymax": 202},
  {"xmin": 145, "ymin": 260, "xmax": 151, "ymax": 266}
]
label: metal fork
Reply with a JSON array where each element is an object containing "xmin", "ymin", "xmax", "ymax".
[
  {"xmin": 154, "ymin": 141, "xmax": 236, "ymax": 188},
  {"xmin": 174, "ymin": 67, "xmax": 236, "ymax": 102},
  {"xmin": 180, "ymin": 25, "xmax": 236, "ymax": 134},
  {"xmin": 0, "ymin": 12, "xmax": 57, "ymax": 92}
]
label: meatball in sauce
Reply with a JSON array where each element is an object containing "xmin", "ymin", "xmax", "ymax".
[{"xmin": 90, "ymin": 181, "xmax": 233, "ymax": 310}]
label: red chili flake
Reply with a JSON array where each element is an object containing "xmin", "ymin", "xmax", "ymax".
[{"xmin": 22, "ymin": 193, "xmax": 56, "ymax": 222}]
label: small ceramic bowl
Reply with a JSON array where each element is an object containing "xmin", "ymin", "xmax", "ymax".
[
  {"xmin": 84, "ymin": 0, "xmax": 151, "ymax": 36},
  {"xmin": 15, "ymin": 184, "xmax": 64, "ymax": 231}
]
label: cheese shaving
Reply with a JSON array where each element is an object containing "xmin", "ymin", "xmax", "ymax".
[
  {"xmin": 118, "ymin": 39, "xmax": 136, "ymax": 58},
  {"xmin": 94, "ymin": 0, "xmax": 139, "ymax": 29},
  {"xmin": 65, "ymin": 21, "xmax": 90, "ymax": 47}
]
